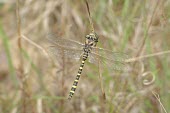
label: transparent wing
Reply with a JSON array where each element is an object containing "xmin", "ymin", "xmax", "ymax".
[
  {"xmin": 47, "ymin": 33, "xmax": 85, "ymax": 49},
  {"xmin": 91, "ymin": 47, "xmax": 129, "ymax": 62},
  {"xmin": 48, "ymin": 45, "xmax": 83, "ymax": 61},
  {"xmin": 88, "ymin": 48, "xmax": 129, "ymax": 71}
]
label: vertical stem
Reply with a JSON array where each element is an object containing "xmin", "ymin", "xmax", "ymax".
[
  {"xmin": 85, "ymin": 0, "xmax": 94, "ymax": 33},
  {"xmin": 134, "ymin": 0, "xmax": 160, "ymax": 59},
  {"xmin": 59, "ymin": 49, "xmax": 65, "ymax": 113},
  {"xmin": 16, "ymin": 0, "xmax": 25, "ymax": 112},
  {"xmin": 16, "ymin": 1, "xmax": 22, "ymax": 58},
  {"xmin": 98, "ymin": 54, "xmax": 106, "ymax": 112},
  {"xmin": 98, "ymin": 61, "xmax": 105, "ymax": 100}
]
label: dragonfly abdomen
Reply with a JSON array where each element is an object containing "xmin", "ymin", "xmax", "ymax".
[{"xmin": 68, "ymin": 52, "xmax": 89, "ymax": 100}]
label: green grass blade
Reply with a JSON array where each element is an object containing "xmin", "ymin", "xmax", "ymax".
[{"xmin": 0, "ymin": 21, "xmax": 17, "ymax": 86}]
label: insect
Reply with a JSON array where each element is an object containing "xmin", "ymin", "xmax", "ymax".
[
  {"xmin": 47, "ymin": 32, "xmax": 128, "ymax": 100},
  {"xmin": 47, "ymin": 0, "xmax": 128, "ymax": 100}
]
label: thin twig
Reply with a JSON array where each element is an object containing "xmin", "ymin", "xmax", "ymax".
[
  {"xmin": 126, "ymin": 50, "xmax": 170, "ymax": 62},
  {"xmin": 16, "ymin": 0, "xmax": 23, "ymax": 72},
  {"xmin": 85, "ymin": 0, "xmax": 94, "ymax": 33},
  {"xmin": 98, "ymin": 61, "xmax": 106, "ymax": 100},
  {"xmin": 59, "ymin": 49, "xmax": 65, "ymax": 112},
  {"xmin": 152, "ymin": 91, "xmax": 168, "ymax": 113},
  {"xmin": 16, "ymin": 0, "xmax": 25, "ymax": 113},
  {"xmin": 21, "ymin": 35, "xmax": 49, "ymax": 58},
  {"xmin": 135, "ymin": 0, "xmax": 160, "ymax": 58},
  {"xmin": 98, "ymin": 61, "xmax": 106, "ymax": 113}
]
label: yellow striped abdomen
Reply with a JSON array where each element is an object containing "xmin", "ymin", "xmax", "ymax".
[{"xmin": 68, "ymin": 58, "xmax": 86, "ymax": 100}]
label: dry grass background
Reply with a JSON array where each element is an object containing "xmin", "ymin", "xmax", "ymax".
[{"xmin": 0, "ymin": 0, "xmax": 170, "ymax": 113}]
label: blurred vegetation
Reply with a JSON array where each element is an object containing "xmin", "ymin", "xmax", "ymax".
[{"xmin": 0, "ymin": 0, "xmax": 170, "ymax": 113}]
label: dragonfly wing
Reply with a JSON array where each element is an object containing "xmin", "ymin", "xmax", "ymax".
[
  {"xmin": 47, "ymin": 33, "xmax": 84, "ymax": 49},
  {"xmin": 91, "ymin": 47, "xmax": 129, "ymax": 62},
  {"xmin": 88, "ymin": 51, "xmax": 129, "ymax": 71},
  {"xmin": 48, "ymin": 45, "xmax": 83, "ymax": 61}
]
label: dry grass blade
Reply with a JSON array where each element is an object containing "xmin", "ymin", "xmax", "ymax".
[
  {"xmin": 21, "ymin": 35, "xmax": 49, "ymax": 58},
  {"xmin": 135, "ymin": 0, "xmax": 160, "ymax": 58},
  {"xmin": 152, "ymin": 91, "xmax": 168, "ymax": 113},
  {"xmin": 16, "ymin": 0, "xmax": 26, "ymax": 112},
  {"xmin": 125, "ymin": 50, "xmax": 170, "ymax": 62},
  {"xmin": 85, "ymin": 0, "xmax": 94, "ymax": 33}
]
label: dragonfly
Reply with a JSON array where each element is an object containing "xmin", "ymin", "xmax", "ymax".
[
  {"xmin": 47, "ymin": 32, "xmax": 129, "ymax": 100},
  {"xmin": 47, "ymin": 0, "xmax": 129, "ymax": 100}
]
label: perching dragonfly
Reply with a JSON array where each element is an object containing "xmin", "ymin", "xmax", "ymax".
[
  {"xmin": 47, "ymin": 32, "xmax": 129, "ymax": 100},
  {"xmin": 47, "ymin": 0, "xmax": 129, "ymax": 100}
]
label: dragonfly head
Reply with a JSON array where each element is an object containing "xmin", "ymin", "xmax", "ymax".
[{"xmin": 85, "ymin": 32, "xmax": 99, "ymax": 47}]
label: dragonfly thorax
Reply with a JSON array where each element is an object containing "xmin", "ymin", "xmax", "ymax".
[
  {"xmin": 83, "ymin": 45, "xmax": 91, "ymax": 53},
  {"xmin": 85, "ymin": 32, "xmax": 99, "ymax": 48}
]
